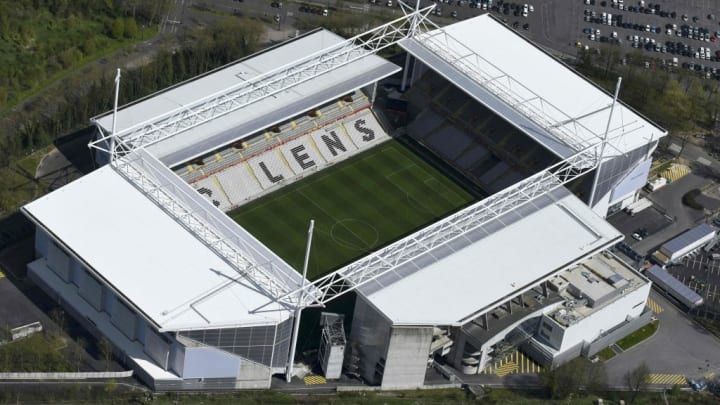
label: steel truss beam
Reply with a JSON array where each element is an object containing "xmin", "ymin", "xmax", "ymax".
[
  {"xmin": 405, "ymin": 20, "xmax": 630, "ymax": 155},
  {"xmin": 89, "ymin": 6, "xmax": 436, "ymax": 156},
  {"xmin": 258, "ymin": 146, "xmax": 601, "ymax": 311},
  {"xmin": 110, "ymin": 142, "xmax": 301, "ymax": 311}
]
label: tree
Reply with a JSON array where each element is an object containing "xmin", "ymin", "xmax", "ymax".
[
  {"xmin": 124, "ymin": 17, "xmax": 138, "ymax": 39},
  {"xmin": 82, "ymin": 37, "xmax": 96, "ymax": 55},
  {"xmin": 72, "ymin": 337, "xmax": 86, "ymax": 372},
  {"xmin": 659, "ymin": 79, "xmax": 692, "ymax": 132},
  {"xmin": 99, "ymin": 337, "xmax": 112, "ymax": 370},
  {"xmin": 688, "ymin": 78, "xmax": 710, "ymax": 127},
  {"xmin": 48, "ymin": 307, "xmax": 65, "ymax": 339},
  {"xmin": 625, "ymin": 361, "xmax": 650, "ymax": 404},
  {"xmin": 541, "ymin": 357, "xmax": 608, "ymax": 399},
  {"xmin": 110, "ymin": 17, "xmax": 124, "ymax": 39}
]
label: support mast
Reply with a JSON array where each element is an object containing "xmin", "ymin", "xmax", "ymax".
[
  {"xmin": 286, "ymin": 220, "xmax": 314, "ymax": 382},
  {"xmin": 588, "ymin": 76, "xmax": 622, "ymax": 207}
]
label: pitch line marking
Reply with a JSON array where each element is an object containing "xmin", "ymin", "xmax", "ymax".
[{"xmin": 297, "ymin": 189, "xmax": 375, "ymax": 252}]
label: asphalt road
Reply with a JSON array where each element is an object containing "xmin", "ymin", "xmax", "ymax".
[
  {"xmin": 624, "ymin": 173, "xmax": 708, "ymax": 254},
  {"xmin": 604, "ymin": 289, "xmax": 720, "ymax": 385}
]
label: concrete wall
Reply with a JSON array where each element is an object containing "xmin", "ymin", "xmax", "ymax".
[
  {"xmin": 582, "ymin": 308, "xmax": 653, "ymax": 357},
  {"xmin": 558, "ymin": 282, "xmax": 650, "ymax": 352},
  {"xmin": 182, "ymin": 346, "xmax": 241, "ymax": 379},
  {"xmin": 381, "ymin": 326, "xmax": 433, "ymax": 390},
  {"xmin": 349, "ymin": 295, "xmax": 392, "ymax": 385}
]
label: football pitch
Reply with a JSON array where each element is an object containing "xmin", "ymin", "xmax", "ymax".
[{"xmin": 229, "ymin": 140, "xmax": 476, "ymax": 280}]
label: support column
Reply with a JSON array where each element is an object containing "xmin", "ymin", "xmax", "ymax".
[
  {"xmin": 370, "ymin": 81, "xmax": 378, "ymax": 104},
  {"xmin": 478, "ymin": 349, "xmax": 489, "ymax": 374}
]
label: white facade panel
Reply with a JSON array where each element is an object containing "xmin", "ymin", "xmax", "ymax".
[
  {"xmin": 558, "ymin": 282, "xmax": 650, "ymax": 352},
  {"xmin": 183, "ymin": 346, "xmax": 241, "ymax": 379},
  {"xmin": 144, "ymin": 328, "xmax": 170, "ymax": 370},
  {"xmin": 610, "ymin": 158, "xmax": 652, "ymax": 204},
  {"xmin": 47, "ymin": 241, "xmax": 71, "ymax": 282},
  {"xmin": 111, "ymin": 299, "xmax": 137, "ymax": 340},
  {"xmin": 78, "ymin": 270, "xmax": 102, "ymax": 311},
  {"xmin": 34, "ymin": 229, "xmax": 49, "ymax": 257},
  {"xmin": 381, "ymin": 327, "xmax": 433, "ymax": 389}
]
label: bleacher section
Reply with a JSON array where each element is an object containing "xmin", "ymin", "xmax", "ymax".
[
  {"xmin": 404, "ymin": 70, "xmax": 560, "ymax": 195},
  {"xmin": 174, "ymin": 93, "xmax": 391, "ymax": 211}
]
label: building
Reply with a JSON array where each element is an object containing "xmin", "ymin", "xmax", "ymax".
[
  {"xmin": 22, "ymin": 10, "xmax": 664, "ymax": 390},
  {"xmin": 654, "ymin": 223, "xmax": 717, "ymax": 264},
  {"xmin": 646, "ymin": 265, "xmax": 703, "ymax": 309}
]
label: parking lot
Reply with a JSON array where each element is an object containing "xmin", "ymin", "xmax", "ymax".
[
  {"xmin": 577, "ymin": 0, "xmax": 720, "ymax": 77},
  {"xmin": 668, "ymin": 253, "xmax": 720, "ymax": 310},
  {"xmin": 609, "ymin": 206, "xmax": 673, "ymax": 249}
]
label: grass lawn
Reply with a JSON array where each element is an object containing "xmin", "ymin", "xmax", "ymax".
[
  {"xmin": 616, "ymin": 320, "xmax": 659, "ymax": 351},
  {"xmin": 597, "ymin": 346, "xmax": 616, "ymax": 361},
  {"xmin": 229, "ymin": 140, "xmax": 476, "ymax": 280}
]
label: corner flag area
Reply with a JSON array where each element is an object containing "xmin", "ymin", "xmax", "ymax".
[{"xmin": 229, "ymin": 141, "xmax": 476, "ymax": 280}]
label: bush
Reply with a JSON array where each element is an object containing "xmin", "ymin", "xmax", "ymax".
[{"xmin": 682, "ymin": 188, "xmax": 703, "ymax": 210}]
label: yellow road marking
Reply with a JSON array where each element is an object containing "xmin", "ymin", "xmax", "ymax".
[
  {"xmin": 647, "ymin": 298, "xmax": 663, "ymax": 314},
  {"xmin": 645, "ymin": 374, "xmax": 686, "ymax": 385},
  {"xmin": 0, "ymin": 271, "xmax": 5, "ymax": 280},
  {"xmin": 303, "ymin": 375, "xmax": 327, "ymax": 385},
  {"xmin": 481, "ymin": 350, "xmax": 543, "ymax": 376}
]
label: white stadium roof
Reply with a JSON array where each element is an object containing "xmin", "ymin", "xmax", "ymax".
[
  {"xmin": 23, "ymin": 166, "xmax": 293, "ymax": 331},
  {"xmin": 358, "ymin": 188, "xmax": 622, "ymax": 326},
  {"xmin": 400, "ymin": 14, "xmax": 666, "ymax": 159},
  {"xmin": 93, "ymin": 29, "xmax": 400, "ymax": 167}
]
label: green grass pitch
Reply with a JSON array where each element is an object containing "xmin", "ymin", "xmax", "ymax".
[{"xmin": 229, "ymin": 140, "xmax": 476, "ymax": 280}]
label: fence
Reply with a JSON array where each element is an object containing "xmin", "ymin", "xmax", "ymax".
[{"xmin": 0, "ymin": 370, "xmax": 133, "ymax": 380}]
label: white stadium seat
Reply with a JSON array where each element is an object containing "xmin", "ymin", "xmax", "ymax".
[
  {"xmin": 186, "ymin": 103, "xmax": 392, "ymax": 211},
  {"xmin": 309, "ymin": 125, "xmax": 358, "ymax": 163},
  {"xmin": 341, "ymin": 111, "xmax": 389, "ymax": 150},
  {"xmin": 279, "ymin": 135, "xmax": 327, "ymax": 175},
  {"xmin": 192, "ymin": 176, "xmax": 233, "ymax": 212},
  {"xmin": 247, "ymin": 150, "xmax": 296, "ymax": 189},
  {"xmin": 214, "ymin": 164, "xmax": 264, "ymax": 207}
]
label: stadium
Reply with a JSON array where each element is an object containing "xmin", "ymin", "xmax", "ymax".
[{"xmin": 21, "ymin": 6, "xmax": 666, "ymax": 390}]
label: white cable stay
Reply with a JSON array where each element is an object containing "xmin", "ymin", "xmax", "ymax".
[{"xmin": 89, "ymin": 6, "xmax": 436, "ymax": 156}]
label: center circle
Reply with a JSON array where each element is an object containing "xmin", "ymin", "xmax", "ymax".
[{"xmin": 330, "ymin": 218, "xmax": 380, "ymax": 251}]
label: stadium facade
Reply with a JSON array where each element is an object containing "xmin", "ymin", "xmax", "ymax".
[{"xmin": 22, "ymin": 10, "xmax": 665, "ymax": 390}]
